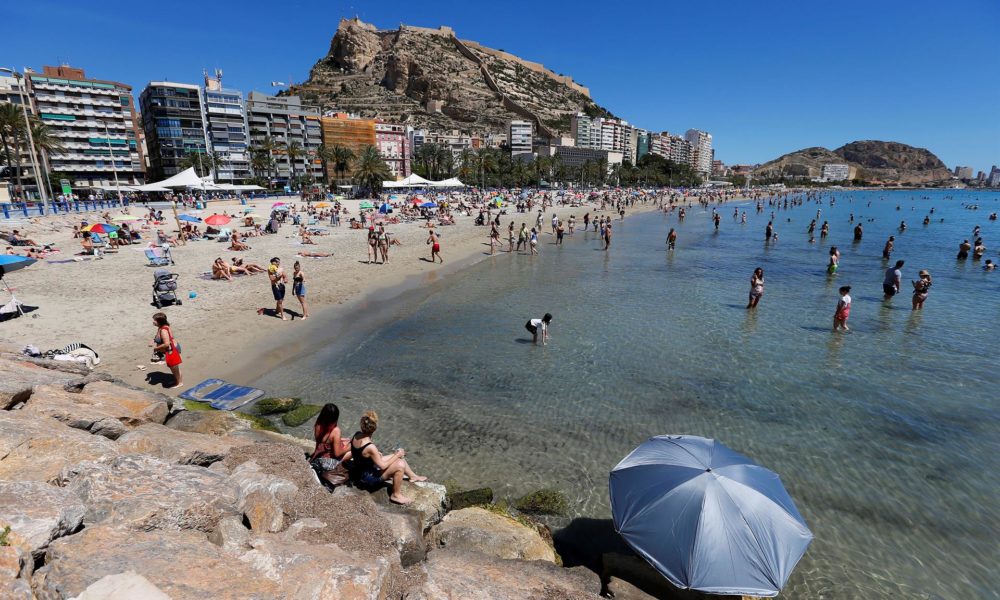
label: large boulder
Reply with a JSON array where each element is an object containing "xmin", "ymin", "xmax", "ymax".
[
  {"xmin": 228, "ymin": 460, "xmax": 298, "ymax": 533},
  {"xmin": 20, "ymin": 383, "xmax": 169, "ymax": 439},
  {"xmin": 377, "ymin": 509, "xmax": 426, "ymax": 567},
  {"xmin": 411, "ymin": 548, "xmax": 602, "ymax": 600},
  {"xmin": 428, "ymin": 507, "xmax": 556, "ymax": 562},
  {"xmin": 0, "ymin": 411, "xmax": 118, "ymax": 483},
  {"xmin": 73, "ymin": 572, "xmax": 172, "ymax": 600},
  {"xmin": 0, "ymin": 357, "xmax": 77, "ymax": 409},
  {"xmin": 239, "ymin": 534, "xmax": 391, "ymax": 600},
  {"xmin": 0, "ymin": 545, "xmax": 32, "ymax": 600},
  {"xmin": 32, "ymin": 525, "xmax": 284, "ymax": 599},
  {"xmin": 117, "ymin": 423, "xmax": 237, "ymax": 466},
  {"xmin": 369, "ymin": 480, "xmax": 448, "ymax": 531},
  {"xmin": 59, "ymin": 454, "xmax": 239, "ymax": 533},
  {"xmin": 0, "ymin": 481, "xmax": 85, "ymax": 562}
]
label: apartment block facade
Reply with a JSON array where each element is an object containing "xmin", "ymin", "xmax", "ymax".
[
  {"xmin": 509, "ymin": 120, "xmax": 534, "ymax": 156},
  {"xmin": 139, "ymin": 81, "xmax": 206, "ymax": 181},
  {"xmin": 246, "ymin": 92, "xmax": 323, "ymax": 184},
  {"xmin": 27, "ymin": 65, "xmax": 145, "ymax": 188},
  {"xmin": 202, "ymin": 71, "xmax": 250, "ymax": 183},
  {"xmin": 684, "ymin": 129, "xmax": 713, "ymax": 176},
  {"xmin": 375, "ymin": 122, "xmax": 410, "ymax": 179}
]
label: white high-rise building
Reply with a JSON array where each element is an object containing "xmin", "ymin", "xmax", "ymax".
[
  {"xmin": 684, "ymin": 129, "xmax": 712, "ymax": 176},
  {"xmin": 571, "ymin": 113, "xmax": 595, "ymax": 149},
  {"xmin": 509, "ymin": 120, "xmax": 533, "ymax": 156},
  {"xmin": 202, "ymin": 69, "xmax": 250, "ymax": 183}
]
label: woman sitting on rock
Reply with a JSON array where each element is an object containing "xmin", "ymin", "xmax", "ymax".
[
  {"xmin": 350, "ymin": 410, "xmax": 426, "ymax": 505},
  {"xmin": 310, "ymin": 403, "xmax": 351, "ymax": 488}
]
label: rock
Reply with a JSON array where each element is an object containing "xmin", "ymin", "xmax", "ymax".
[
  {"xmin": 33, "ymin": 525, "xmax": 284, "ymax": 599},
  {"xmin": 602, "ymin": 552, "xmax": 690, "ymax": 600},
  {"xmin": 0, "ymin": 411, "xmax": 119, "ymax": 483},
  {"xmin": 0, "ymin": 357, "xmax": 77, "ymax": 409},
  {"xmin": 0, "ymin": 545, "xmax": 32, "ymax": 600},
  {"xmin": 412, "ymin": 548, "xmax": 602, "ymax": 599},
  {"xmin": 228, "ymin": 460, "xmax": 297, "ymax": 534},
  {"xmin": 60, "ymin": 454, "xmax": 239, "ymax": 533},
  {"xmin": 370, "ymin": 480, "xmax": 447, "ymax": 531},
  {"xmin": 252, "ymin": 397, "xmax": 301, "ymax": 415},
  {"xmin": 227, "ymin": 428, "xmax": 314, "ymax": 453},
  {"xmin": 207, "ymin": 516, "xmax": 251, "ymax": 552},
  {"xmin": 117, "ymin": 423, "xmax": 237, "ymax": 466},
  {"xmin": 0, "ymin": 481, "xmax": 85, "ymax": 562},
  {"xmin": 514, "ymin": 488, "xmax": 569, "ymax": 516},
  {"xmin": 607, "ymin": 576, "xmax": 661, "ymax": 600},
  {"xmin": 448, "ymin": 487, "xmax": 494, "ymax": 510},
  {"xmin": 377, "ymin": 508, "xmax": 426, "ymax": 567},
  {"xmin": 21, "ymin": 383, "xmax": 169, "ymax": 439},
  {"xmin": 279, "ymin": 518, "xmax": 328, "ymax": 542},
  {"xmin": 166, "ymin": 409, "xmax": 252, "ymax": 436},
  {"xmin": 239, "ymin": 534, "xmax": 391, "ymax": 600},
  {"xmin": 279, "ymin": 403, "xmax": 322, "ymax": 427},
  {"xmin": 428, "ymin": 507, "xmax": 556, "ymax": 562},
  {"xmin": 73, "ymin": 572, "xmax": 172, "ymax": 600}
]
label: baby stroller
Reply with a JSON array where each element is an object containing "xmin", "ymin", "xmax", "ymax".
[{"xmin": 152, "ymin": 269, "xmax": 182, "ymax": 308}]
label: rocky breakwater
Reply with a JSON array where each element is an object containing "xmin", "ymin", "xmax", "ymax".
[{"xmin": 0, "ymin": 352, "xmax": 608, "ymax": 599}]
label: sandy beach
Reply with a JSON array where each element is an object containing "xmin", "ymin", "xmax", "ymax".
[{"xmin": 1, "ymin": 195, "xmax": 667, "ymax": 394}]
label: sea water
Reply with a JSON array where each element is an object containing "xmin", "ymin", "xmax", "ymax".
[{"xmin": 253, "ymin": 189, "xmax": 999, "ymax": 599}]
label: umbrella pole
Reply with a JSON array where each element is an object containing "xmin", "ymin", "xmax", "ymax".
[
  {"xmin": 171, "ymin": 201, "xmax": 187, "ymax": 246},
  {"xmin": 1, "ymin": 277, "xmax": 24, "ymax": 317}
]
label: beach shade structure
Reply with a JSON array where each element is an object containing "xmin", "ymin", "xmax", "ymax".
[
  {"xmin": 82, "ymin": 223, "xmax": 119, "ymax": 234},
  {"xmin": 420, "ymin": 202, "xmax": 438, "ymax": 209},
  {"xmin": 379, "ymin": 203, "xmax": 392, "ymax": 214},
  {"xmin": 203, "ymin": 214, "xmax": 232, "ymax": 226},
  {"xmin": 314, "ymin": 202, "xmax": 331, "ymax": 208},
  {"xmin": 272, "ymin": 205, "xmax": 289, "ymax": 212},
  {"xmin": 609, "ymin": 435, "xmax": 813, "ymax": 597},
  {"xmin": 359, "ymin": 201, "xmax": 375, "ymax": 209},
  {"xmin": 177, "ymin": 214, "xmax": 202, "ymax": 223},
  {"xmin": 271, "ymin": 202, "xmax": 286, "ymax": 207},
  {"xmin": 0, "ymin": 255, "xmax": 36, "ymax": 318}
]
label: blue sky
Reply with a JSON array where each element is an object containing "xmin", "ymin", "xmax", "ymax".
[{"xmin": 4, "ymin": 0, "xmax": 998, "ymax": 170}]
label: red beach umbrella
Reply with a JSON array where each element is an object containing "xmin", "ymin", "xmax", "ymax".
[{"xmin": 204, "ymin": 214, "xmax": 232, "ymax": 226}]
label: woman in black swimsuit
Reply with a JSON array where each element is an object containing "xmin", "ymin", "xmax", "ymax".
[{"xmin": 350, "ymin": 410, "xmax": 426, "ymax": 505}]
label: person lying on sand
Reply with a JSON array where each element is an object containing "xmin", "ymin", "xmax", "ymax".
[
  {"xmin": 296, "ymin": 251, "xmax": 331, "ymax": 258},
  {"xmin": 212, "ymin": 257, "xmax": 233, "ymax": 281},
  {"xmin": 9, "ymin": 230, "xmax": 39, "ymax": 247},
  {"xmin": 232, "ymin": 257, "xmax": 265, "ymax": 273}
]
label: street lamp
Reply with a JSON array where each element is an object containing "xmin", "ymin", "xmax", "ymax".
[
  {"xmin": 103, "ymin": 122, "xmax": 123, "ymax": 202},
  {"xmin": 1, "ymin": 67, "xmax": 48, "ymax": 210}
]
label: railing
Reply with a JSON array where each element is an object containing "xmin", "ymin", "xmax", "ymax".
[{"xmin": 0, "ymin": 198, "xmax": 130, "ymax": 219}]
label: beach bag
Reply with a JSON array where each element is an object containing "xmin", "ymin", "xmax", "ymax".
[{"xmin": 310, "ymin": 457, "xmax": 350, "ymax": 489}]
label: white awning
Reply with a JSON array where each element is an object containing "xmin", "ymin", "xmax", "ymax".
[
  {"xmin": 430, "ymin": 177, "xmax": 466, "ymax": 188},
  {"xmin": 156, "ymin": 167, "xmax": 205, "ymax": 188},
  {"xmin": 383, "ymin": 173, "xmax": 434, "ymax": 188}
]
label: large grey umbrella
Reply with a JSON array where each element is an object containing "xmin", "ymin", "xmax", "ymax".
[{"xmin": 610, "ymin": 435, "xmax": 813, "ymax": 597}]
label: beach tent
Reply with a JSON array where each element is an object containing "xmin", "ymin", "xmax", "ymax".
[
  {"xmin": 379, "ymin": 203, "xmax": 392, "ymax": 214},
  {"xmin": 610, "ymin": 435, "xmax": 813, "ymax": 597},
  {"xmin": 383, "ymin": 173, "xmax": 433, "ymax": 188},
  {"xmin": 154, "ymin": 167, "xmax": 205, "ymax": 189},
  {"xmin": 132, "ymin": 183, "xmax": 172, "ymax": 193},
  {"xmin": 430, "ymin": 177, "xmax": 466, "ymax": 188}
]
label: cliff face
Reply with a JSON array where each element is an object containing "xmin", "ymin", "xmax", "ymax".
[
  {"xmin": 755, "ymin": 140, "xmax": 951, "ymax": 184},
  {"xmin": 295, "ymin": 18, "xmax": 610, "ymax": 136}
]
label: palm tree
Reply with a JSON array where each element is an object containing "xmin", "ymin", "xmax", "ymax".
[
  {"xmin": 352, "ymin": 145, "xmax": 390, "ymax": 197},
  {"xmin": 179, "ymin": 151, "xmax": 214, "ymax": 177},
  {"xmin": 457, "ymin": 149, "xmax": 477, "ymax": 182},
  {"xmin": 285, "ymin": 141, "xmax": 304, "ymax": 188},
  {"xmin": 315, "ymin": 144, "xmax": 334, "ymax": 184},
  {"xmin": 0, "ymin": 103, "xmax": 26, "ymax": 195},
  {"xmin": 206, "ymin": 150, "xmax": 225, "ymax": 183},
  {"xmin": 29, "ymin": 118, "xmax": 64, "ymax": 200},
  {"xmin": 331, "ymin": 145, "xmax": 355, "ymax": 186},
  {"xmin": 476, "ymin": 147, "xmax": 497, "ymax": 188},
  {"xmin": 250, "ymin": 136, "xmax": 278, "ymax": 184}
]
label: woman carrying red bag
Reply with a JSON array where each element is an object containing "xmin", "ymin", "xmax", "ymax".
[{"xmin": 152, "ymin": 312, "xmax": 183, "ymax": 389}]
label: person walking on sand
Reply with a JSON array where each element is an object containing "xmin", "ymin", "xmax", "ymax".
[
  {"xmin": 883, "ymin": 260, "xmax": 904, "ymax": 299},
  {"xmin": 911, "ymin": 269, "xmax": 931, "ymax": 310},
  {"xmin": 151, "ymin": 312, "xmax": 183, "ymax": 389},
  {"xmin": 556, "ymin": 220, "xmax": 565, "ymax": 245},
  {"xmin": 667, "ymin": 228, "xmax": 677, "ymax": 250},
  {"xmin": 292, "ymin": 261, "xmax": 308, "ymax": 320},
  {"xmin": 833, "ymin": 286, "xmax": 852, "ymax": 332},
  {"xmin": 747, "ymin": 267, "xmax": 764, "ymax": 309},
  {"xmin": 525, "ymin": 313, "xmax": 552, "ymax": 345},
  {"xmin": 427, "ymin": 230, "xmax": 442, "ymax": 263},
  {"xmin": 267, "ymin": 257, "xmax": 288, "ymax": 320},
  {"xmin": 517, "ymin": 223, "xmax": 528, "ymax": 252}
]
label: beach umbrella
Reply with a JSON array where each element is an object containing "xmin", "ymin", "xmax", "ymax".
[
  {"xmin": 359, "ymin": 201, "xmax": 375, "ymax": 209},
  {"xmin": 272, "ymin": 202, "xmax": 286, "ymax": 207},
  {"xmin": 0, "ymin": 255, "xmax": 36, "ymax": 273},
  {"xmin": 420, "ymin": 202, "xmax": 438, "ymax": 209},
  {"xmin": 272, "ymin": 205, "xmax": 289, "ymax": 212},
  {"xmin": 111, "ymin": 214, "xmax": 140, "ymax": 222},
  {"xmin": 314, "ymin": 202, "xmax": 331, "ymax": 208},
  {"xmin": 204, "ymin": 214, "xmax": 231, "ymax": 226},
  {"xmin": 82, "ymin": 223, "xmax": 118, "ymax": 234},
  {"xmin": 610, "ymin": 435, "xmax": 813, "ymax": 598},
  {"xmin": 177, "ymin": 214, "xmax": 201, "ymax": 223}
]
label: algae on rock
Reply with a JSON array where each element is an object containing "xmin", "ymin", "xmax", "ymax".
[{"xmin": 281, "ymin": 404, "xmax": 323, "ymax": 427}]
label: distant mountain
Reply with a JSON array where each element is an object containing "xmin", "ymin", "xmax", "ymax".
[
  {"xmin": 291, "ymin": 18, "xmax": 613, "ymax": 137},
  {"xmin": 755, "ymin": 140, "xmax": 951, "ymax": 184}
]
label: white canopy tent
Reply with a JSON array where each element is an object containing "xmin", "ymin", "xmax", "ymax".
[
  {"xmin": 155, "ymin": 167, "xmax": 205, "ymax": 188},
  {"xmin": 429, "ymin": 177, "xmax": 467, "ymax": 188},
  {"xmin": 383, "ymin": 173, "xmax": 434, "ymax": 188},
  {"xmin": 132, "ymin": 183, "xmax": 172, "ymax": 192}
]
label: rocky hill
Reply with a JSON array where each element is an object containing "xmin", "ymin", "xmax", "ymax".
[
  {"xmin": 293, "ymin": 18, "xmax": 613, "ymax": 137},
  {"xmin": 755, "ymin": 140, "xmax": 951, "ymax": 184}
]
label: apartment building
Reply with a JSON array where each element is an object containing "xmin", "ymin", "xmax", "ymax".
[
  {"xmin": 684, "ymin": 129, "xmax": 713, "ymax": 176},
  {"xmin": 375, "ymin": 121, "xmax": 410, "ymax": 179},
  {"xmin": 246, "ymin": 92, "xmax": 323, "ymax": 184},
  {"xmin": 139, "ymin": 81, "xmax": 206, "ymax": 181},
  {"xmin": 27, "ymin": 65, "xmax": 145, "ymax": 188},
  {"xmin": 509, "ymin": 120, "xmax": 533, "ymax": 156},
  {"xmin": 202, "ymin": 70, "xmax": 250, "ymax": 183}
]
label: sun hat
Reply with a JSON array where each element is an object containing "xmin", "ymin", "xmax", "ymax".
[{"xmin": 919, "ymin": 269, "xmax": 930, "ymax": 277}]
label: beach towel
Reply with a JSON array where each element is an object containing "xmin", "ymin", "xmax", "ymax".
[{"xmin": 179, "ymin": 378, "xmax": 266, "ymax": 411}]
